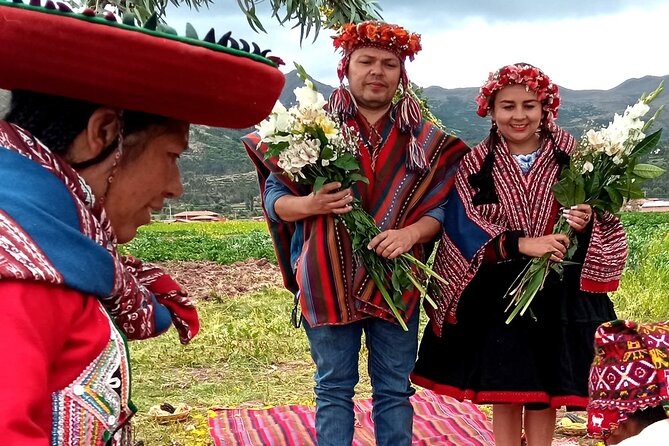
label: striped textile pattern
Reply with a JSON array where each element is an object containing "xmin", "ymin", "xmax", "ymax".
[
  {"xmin": 208, "ymin": 390, "xmax": 494, "ymax": 446},
  {"xmin": 244, "ymin": 117, "xmax": 469, "ymax": 327}
]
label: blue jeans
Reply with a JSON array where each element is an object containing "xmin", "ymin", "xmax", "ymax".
[{"xmin": 303, "ymin": 309, "xmax": 420, "ymax": 446}]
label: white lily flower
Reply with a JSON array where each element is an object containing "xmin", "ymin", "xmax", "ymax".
[
  {"xmin": 257, "ymin": 101, "xmax": 292, "ymax": 139},
  {"xmin": 294, "ymin": 85, "xmax": 327, "ymax": 110},
  {"xmin": 581, "ymin": 161, "xmax": 594, "ymax": 174},
  {"xmin": 586, "ymin": 129, "xmax": 605, "ymax": 151},
  {"xmin": 624, "ymin": 101, "xmax": 650, "ymax": 120}
]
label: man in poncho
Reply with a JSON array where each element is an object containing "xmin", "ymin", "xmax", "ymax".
[{"xmin": 243, "ymin": 21, "xmax": 468, "ymax": 445}]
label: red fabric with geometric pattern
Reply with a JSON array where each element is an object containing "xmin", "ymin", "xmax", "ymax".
[{"xmin": 587, "ymin": 320, "xmax": 669, "ymax": 439}]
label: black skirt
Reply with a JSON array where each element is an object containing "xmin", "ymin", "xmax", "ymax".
[{"xmin": 412, "ymin": 258, "xmax": 616, "ymax": 409}]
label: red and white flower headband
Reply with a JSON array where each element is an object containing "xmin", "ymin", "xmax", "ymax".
[
  {"xmin": 476, "ymin": 63, "xmax": 561, "ymax": 124},
  {"xmin": 328, "ymin": 21, "xmax": 427, "ymax": 171}
]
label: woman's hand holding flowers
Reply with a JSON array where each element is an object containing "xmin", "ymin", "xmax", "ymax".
[
  {"xmin": 519, "ymin": 234, "xmax": 570, "ymax": 263},
  {"xmin": 562, "ymin": 204, "xmax": 592, "ymax": 233}
]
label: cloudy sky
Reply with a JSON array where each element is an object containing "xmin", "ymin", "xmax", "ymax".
[{"xmin": 167, "ymin": 0, "xmax": 669, "ymax": 91}]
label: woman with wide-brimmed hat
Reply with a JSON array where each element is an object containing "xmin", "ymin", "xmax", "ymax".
[{"xmin": 0, "ymin": 1, "xmax": 284, "ymax": 443}]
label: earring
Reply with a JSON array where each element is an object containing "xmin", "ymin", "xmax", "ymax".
[
  {"xmin": 100, "ymin": 115, "xmax": 125, "ymax": 205},
  {"xmin": 106, "ymin": 147, "xmax": 122, "ymax": 185}
]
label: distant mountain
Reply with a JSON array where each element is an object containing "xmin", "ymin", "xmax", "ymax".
[
  {"xmin": 279, "ymin": 72, "xmax": 334, "ymax": 106},
  {"xmin": 173, "ymin": 71, "xmax": 669, "ymax": 215},
  {"xmin": 274, "ymin": 70, "xmax": 669, "ymax": 144},
  {"xmin": 3, "ymin": 75, "xmax": 665, "ymax": 218}
]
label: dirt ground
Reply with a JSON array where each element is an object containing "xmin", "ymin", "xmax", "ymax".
[{"xmin": 159, "ymin": 259, "xmax": 284, "ymax": 300}]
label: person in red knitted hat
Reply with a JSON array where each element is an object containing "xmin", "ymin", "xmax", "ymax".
[
  {"xmin": 243, "ymin": 20, "xmax": 469, "ymax": 446},
  {"xmin": 0, "ymin": 1, "xmax": 284, "ymax": 444},
  {"xmin": 587, "ymin": 319, "xmax": 669, "ymax": 445},
  {"xmin": 411, "ymin": 62, "xmax": 627, "ymax": 446}
]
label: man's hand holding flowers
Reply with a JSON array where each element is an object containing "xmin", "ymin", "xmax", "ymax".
[
  {"xmin": 309, "ymin": 183, "xmax": 354, "ymax": 216},
  {"xmin": 274, "ymin": 182, "xmax": 354, "ymax": 221},
  {"xmin": 368, "ymin": 218, "xmax": 442, "ymax": 260}
]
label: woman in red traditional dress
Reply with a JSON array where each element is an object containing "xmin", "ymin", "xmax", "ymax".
[
  {"xmin": 411, "ymin": 63, "xmax": 627, "ymax": 446},
  {"xmin": 0, "ymin": 2, "xmax": 283, "ymax": 444}
]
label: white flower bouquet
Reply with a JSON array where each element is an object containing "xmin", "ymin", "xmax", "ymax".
[
  {"xmin": 505, "ymin": 82, "xmax": 665, "ymax": 323},
  {"xmin": 257, "ymin": 64, "xmax": 445, "ymax": 330}
]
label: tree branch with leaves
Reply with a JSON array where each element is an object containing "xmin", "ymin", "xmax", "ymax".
[
  {"xmin": 67, "ymin": 0, "xmax": 211, "ymax": 23},
  {"xmin": 67, "ymin": 0, "xmax": 382, "ymax": 41},
  {"xmin": 237, "ymin": 0, "xmax": 382, "ymax": 42}
]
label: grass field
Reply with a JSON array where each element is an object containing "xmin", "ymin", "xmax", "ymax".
[{"xmin": 124, "ymin": 214, "xmax": 669, "ymax": 445}]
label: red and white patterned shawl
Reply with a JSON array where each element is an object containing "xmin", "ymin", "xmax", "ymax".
[
  {"xmin": 430, "ymin": 127, "xmax": 627, "ymax": 332},
  {"xmin": 0, "ymin": 122, "xmax": 198, "ymax": 343}
]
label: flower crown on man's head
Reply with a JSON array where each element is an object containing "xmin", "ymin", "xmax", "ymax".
[
  {"xmin": 475, "ymin": 63, "xmax": 561, "ymax": 124},
  {"xmin": 329, "ymin": 21, "xmax": 426, "ymax": 172},
  {"xmin": 332, "ymin": 21, "xmax": 421, "ymax": 61}
]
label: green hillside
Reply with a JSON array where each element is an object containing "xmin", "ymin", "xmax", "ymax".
[{"xmin": 167, "ymin": 72, "xmax": 669, "ymax": 217}]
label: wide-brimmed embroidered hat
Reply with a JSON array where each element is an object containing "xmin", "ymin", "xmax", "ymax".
[
  {"xmin": 587, "ymin": 319, "xmax": 669, "ymax": 439},
  {"xmin": 0, "ymin": 0, "xmax": 285, "ymax": 128}
]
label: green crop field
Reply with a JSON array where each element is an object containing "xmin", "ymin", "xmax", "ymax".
[
  {"xmin": 611, "ymin": 213, "xmax": 669, "ymax": 321},
  {"xmin": 122, "ymin": 214, "xmax": 669, "ymax": 445},
  {"xmin": 120, "ymin": 221, "xmax": 274, "ymax": 264}
]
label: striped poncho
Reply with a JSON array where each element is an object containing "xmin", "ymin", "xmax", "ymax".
[
  {"xmin": 428, "ymin": 126, "xmax": 628, "ymax": 333},
  {"xmin": 243, "ymin": 114, "xmax": 468, "ymax": 327}
]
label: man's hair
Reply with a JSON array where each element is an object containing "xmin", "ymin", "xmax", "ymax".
[{"xmin": 5, "ymin": 90, "xmax": 177, "ymax": 162}]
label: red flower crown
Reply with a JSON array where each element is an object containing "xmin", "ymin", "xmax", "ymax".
[
  {"xmin": 475, "ymin": 63, "xmax": 561, "ymax": 123},
  {"xmin": 332, "ymin": 21, "xmax": 421, "ymax": 61}
]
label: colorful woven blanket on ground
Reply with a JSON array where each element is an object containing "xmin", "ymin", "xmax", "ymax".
[{"xmin": 208, "ymin": 390, "xmax": 494, "ymax": 445}]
